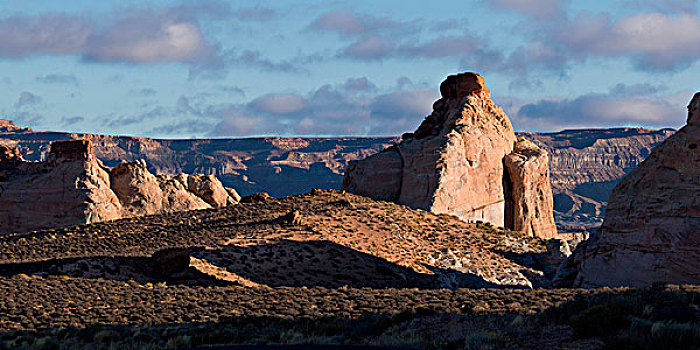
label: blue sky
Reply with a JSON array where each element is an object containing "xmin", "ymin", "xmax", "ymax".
[{"xmin": 0, "ymin": 0, "xmax": 698, "ymax": 138}]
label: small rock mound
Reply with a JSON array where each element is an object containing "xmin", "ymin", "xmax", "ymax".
[{"xmin": 240, "ymin": 192, "xmax": 272, "ymax": 203}]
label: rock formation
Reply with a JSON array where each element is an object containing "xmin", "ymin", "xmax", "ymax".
[
  {"xmin": 0, "ymin": 119, "xmax": 673, "ymax": 229},
  {"xmin": 555, "ymin": 93, "xmax": 700, "ymax": 287},
  {"xmin": 0, "ymin": 140, "xmax": 239, "ymax": 235},
  {"xmin": 505, "ymin": 138, "xmax": 557, "ymax": 238},
  {"xmin": 343, "ymin": 72, "xmax": 557, "ymax": 238},
  {"xmin": 521, "ymin": 128, "xmax": 674, "ymax": 227}
]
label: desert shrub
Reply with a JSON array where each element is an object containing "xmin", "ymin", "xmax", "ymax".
[
  {"xmin": 570, "ymin": 302, "xmax": 632, "ymax": 338},
  {"xmin": 166, "ymin": 335, "xmax": 191, "ymax": 349},
  {"xmin": 462, "ymin": 331, "xmax": 504, "ymax": 350},
  {"xmin": 31, "ymin": 336, "xmax": 59, "ymax": 350}
]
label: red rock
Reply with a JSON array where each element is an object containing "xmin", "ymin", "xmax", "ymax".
[
  {"xmin": 0, "ymin": 140, "xmax": 240, "ymax": 234},
  {"xmin": 505, "ymin": 138, "xmax": 557, "ymax": 238},
  {"xmin": 343, "ymin": 72, "xmax": 557, "ymax": 238},
  {"xmin": 562, "ymin": 93, "xmax": 700, "ymax": 287}
]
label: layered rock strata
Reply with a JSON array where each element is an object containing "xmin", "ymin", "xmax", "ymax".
[
  {"xmin": 556, "ymin": 93, "xmax": 700, "ymax": 287},
  {"xmin": 0, "ymin": 140, "xmax": 239, "ymax": 234},
  {"xmin": 0, "ymin": 117, "xmax": 673, "ymax": 229},
  {"xmin": 343, "ymin": 72, "xmax": 557, "ymax": 238}
]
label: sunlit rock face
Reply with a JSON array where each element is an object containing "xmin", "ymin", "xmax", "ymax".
[
  {"xmin": 344, "ymin": 72, "xmax": 557, "ymax": 238},
  {"xmin": 0, "ymin": 140, "xmax": 239, "ymax": 235},
  {"xmin": 558, "ymin": 93, "xmax": 700, "ymax": 288}
]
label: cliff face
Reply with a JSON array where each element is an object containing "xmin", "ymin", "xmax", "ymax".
[
  {"xmin": 0, "ymin": 119, "xmax": 672, "ymax": 229},
  {"xmin": 0, "ymin": 125, "xmax": 396, "ymax": 199},
  {"xmin": 521, "ymin": 128, "xmax": 674, "ymax": 227},
  {"xmin": 0, "ymin": 140, "xmax": 239, "ymax": 235},
  {"xmin": 556, "ymin": 93, "xmax": 700, "ymax": 288},
  {"xmin": 343, "ymin": 73, "xmax": 557, "ymax": 238}
]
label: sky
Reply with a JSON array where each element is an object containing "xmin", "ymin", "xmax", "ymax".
[{"xmin": 0, "ymin": 0, "xmax": 698, "ymax": 138}]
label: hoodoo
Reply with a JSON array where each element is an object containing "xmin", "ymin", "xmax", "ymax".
[
  {"xmin": 0, "ymin": 140, "xmax": 240, "ymax": 234},
  {"xmin": 343, "ymin": 72, "xmax": 556, "ymax": 238},
  {"xmin": 555, "ymin": 93, "xmax": 700, "ymax": 287}
]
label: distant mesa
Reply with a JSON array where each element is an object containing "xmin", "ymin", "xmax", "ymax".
[
  {"xmin": 0, "ymin": 139, "xmax": 240, "ymax": 235},
  {"xmin": 555, "ymin": 92, "xmax": 700, "ymax": 287},
  {"xmin": 343, "ymin": 72, "xmax": 557, "ymax": 238},
  {"xmin": 0, "ymin": 119, "xmax": 32, "ymax": 133}
]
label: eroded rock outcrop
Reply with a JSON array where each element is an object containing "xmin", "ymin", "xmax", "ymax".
[
  {"xmin": 505, "ymin": 138, "xmax": 557, "ymax": 238},
  {"xmin": 343, "ymin": 72, "xmax": 557, "ymax": 238},
  {"xmin": 0, "ymin": 140, "xmax": 239, "ymax": 234},
  {"xmin": 556, "ymin": 93, "xmax": 700, "ymax": 287}
]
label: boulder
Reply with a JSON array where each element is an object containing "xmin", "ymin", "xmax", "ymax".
[
  {"xmin": 343, "ymin": 72, "xmax": 556, "ymax": 238},
  {"xmin": 150, "ymin": 248, "xmax": 191, "ymax": 277},
  {"xmin": 557, "ymin": 93, "xmax": 700, "ymax": 287},
  {"xmin": 240, "ymin": 192, "xmax": 272, "ymax": 203},
  {"xmin": 187, "ymin": 174, "xmax": 237, "ymax": 207}
]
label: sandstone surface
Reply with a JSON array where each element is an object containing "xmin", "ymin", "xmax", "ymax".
[
  {"xmin": 343, "ymin": 72, "xmax": 556, "ymax": 238},
  {"xmin": 0, "ymin": 140, "xmax": 239, "ymax": 234},
  {"xmin": 556, "ymin": 93, "xmax": 700, "ymax": 287},
  {"xmin": 505, "ymin": 138, "xmax": 557, "ymax": 238},
  {"xmin": 0, "ymin": 120, "xmax": 672, "ymax": 229}
]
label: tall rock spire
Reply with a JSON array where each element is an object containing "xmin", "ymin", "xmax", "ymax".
[{"xmin": 343, "ymin": 72, "xmax": 557, "ymax": 238}]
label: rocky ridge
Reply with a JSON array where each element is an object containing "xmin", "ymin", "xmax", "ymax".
[
  {"xmin": 343, "ymin": 72, "xmax": 557, "ymax": 238},
  {"xmin": 555, "ymin": 93, "xmax": 700, "ymax": 287},
  {"xmin": 0, "ymin": 140, "xmax": 239, "ymax": 234},
  {"xmin": 0, "ymin": 123, "xmax": 672, "ymax": 230}
]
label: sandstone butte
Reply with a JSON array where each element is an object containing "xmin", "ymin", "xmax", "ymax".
[
  {"xmin": 0, "ymin": 139, "xmax": 240, "ymax": 235},
  {"xmin": 343, "ymin": 72, "xmax": 557, "ymax": 238},
  {"xmin": 555, "ymin": 93, "xmax": 700, "ymax": 288}
]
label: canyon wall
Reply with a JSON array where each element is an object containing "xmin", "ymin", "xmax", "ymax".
[
  {"xmin": 0, "ymin": 120, "xmax": 672, "ymax": 229},
  {"xmin": 555, "ymin": 93, "xmax": 699, "ymax": 288}
]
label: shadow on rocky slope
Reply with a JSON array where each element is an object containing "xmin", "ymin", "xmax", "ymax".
[
  {"xmin": 0, "ymin": 240, "xmax": 502, "ymax": 289},
  {"xmin": 191, "ymin": 240, "xmax": 500, "ymax": 289}
]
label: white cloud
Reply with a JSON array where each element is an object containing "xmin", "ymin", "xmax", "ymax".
[
  {"xmin": 512, "ymin": 91, "xmax": 689, "ymax": 131},
  {"xmin": 555, "ymin": 12, "xmax": 700, "ymax": 70},
  {"xmin": 0, "ymin": 8, "xmax": 217, "ymax": 64}
]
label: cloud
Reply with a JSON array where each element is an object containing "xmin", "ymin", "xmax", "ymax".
[
  {"xmin": 512, "ymin": 92, "xmax": 688, "ymax": 131},
  {"xmin": 226, "ymin": 50, "xmax": 305, "ymax": 73},
  {"xmin": 210, "ymin": 79, "xmax": 439, "ymax": 137},
  {"xmin": 232, "ymin": 6, "xmax": 278, "ymax": 21},
  {"xmin": 342, "ymin": 77, "xmax": 376, "ymax": 92},
  {"xmin": 14, "ymin": 91, "xmax": 42, "ymax": 109},
  {"xmin": 130, "ymin": 88, "xmax": 158, "ymax": 97},
  {"xmin": 486, "ymin": 0, "xmax": 567, "ymax": 19},
  {"xmin": 250, "ymin": 94, "xmax": 306, "ymax": 114},
  {"xmin": 60, "ymin": 116, "xmax": 85, "ymax": 125},
  {"xmin": 0, "ymin": 8, "xmax": 217, "ymax": 64},
  {"xmin": 608, "ymin": 83, "xmax": 667, "ymax": 96},
  {"xmin": 35, "ymin": 74, "xmax": 79, "ymax": 85},
  {"xmin": 553, "ymin": 12, "xmax": 700, "ymax": 71},
  {"xmin": 309, "ymin": 11, "xmax": 410, "ymax": 38},
  {"xmin": 0, "ymin": 14, "xmax": 91, "ymax": 57},
  {"xmin": 341, "ymin": 35, "xmax": 395, "ymax": 59},
  {"xmin": 84, "ymin": 10, "xmax": 216, "ymax": 63},
  {"xmin": 624, "ymin": 0, "xmax": 698, "ymax": 14}
]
